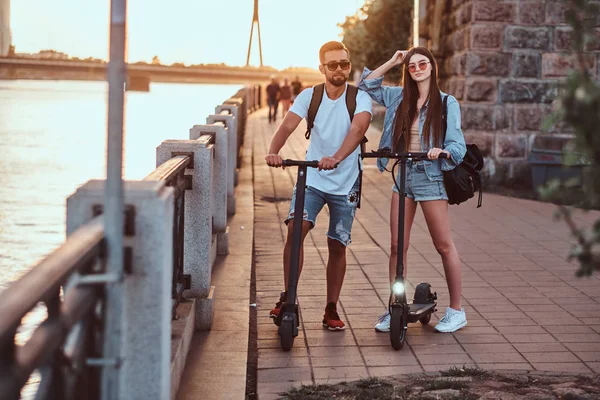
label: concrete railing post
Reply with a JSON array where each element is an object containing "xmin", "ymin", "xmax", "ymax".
[
  {"xmin": 206, "ymin": 113, "xmax": 236, "ymax": 215},
  {"xmin": 156, "ymin": 139, "xmax": 216, "ymax": 330},
  {"xmin": 190, "ymin": 124, "xmax": 229, "ymax": 256},
  {"xmin": 216, "ymin": 104, "xmax": 241, "ymax": 169},
  {"xmin": 66, "ymin": 180, "xmax": 174, "ymax": 400}
]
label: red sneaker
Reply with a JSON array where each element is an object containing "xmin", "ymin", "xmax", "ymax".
[
  {"xmin": 269, "ymin": 291, "xmax": 286, "ymax": 319},
  {"xmin": 322, "ymin": 302, "xmax": 345, "ymax": 331}
]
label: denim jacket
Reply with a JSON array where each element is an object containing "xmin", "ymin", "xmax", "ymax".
[{"xmin": 358, "ymin": 67, "xmax": 466, "ymax": 179}]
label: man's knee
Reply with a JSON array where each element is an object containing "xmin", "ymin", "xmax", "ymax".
[
  {"xmin": 327, "ymin": 237, "xmax": 346, "ymax": 256},
  {"xmin": 287, "ymin": 219, "xmax": 312, "ymax": 239}
]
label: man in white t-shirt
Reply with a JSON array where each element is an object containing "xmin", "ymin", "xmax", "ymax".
[{"xmin": 265, "ymin": 41, "xmax": 372, "ymax": 331}]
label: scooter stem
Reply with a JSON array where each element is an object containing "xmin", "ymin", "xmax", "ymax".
[
  {"xmin": 396, "ymin": 159, "xmax": 407, "ymax": 284},
  {"xmin": 287, "ymin": 166, "xmax": 307, "ymax": 305}
]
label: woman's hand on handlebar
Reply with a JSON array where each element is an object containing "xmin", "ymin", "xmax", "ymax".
[
  {"xmin": 318, "ymin": 156, "xmax": 340, "ymax": 171},
  {"xmin": 427, "ymin": 148, "xmax": 450, "ymax": 160},
  {"xmin": 265, "ymin": 153, "xmax": 284, "ymax": 168}
]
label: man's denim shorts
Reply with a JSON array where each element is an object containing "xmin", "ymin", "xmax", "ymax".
[
  {"xmin": 392, "ymin": 161, "xmax": 448, "ymax": 201},
  {"xmin": 285, "ymin": 178, "xmax": 360, "ymax": 247}
]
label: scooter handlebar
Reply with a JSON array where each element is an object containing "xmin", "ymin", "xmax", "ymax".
[
  {"xmin": 282, "ymin": 160, "xmax": 320, "ymax": 168},
  {"xmin": 361, "ymin": 148, "xmax": 448, "ymax": 160}
]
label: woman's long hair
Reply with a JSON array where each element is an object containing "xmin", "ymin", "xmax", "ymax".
[{"xmin": 393, "ymin": 47, "xmax": 443, "ymax": 151}]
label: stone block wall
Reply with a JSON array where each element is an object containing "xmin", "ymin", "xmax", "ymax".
[{"xmin": 420, "ymin": 0, "xmax": 600, "ymax": 181}]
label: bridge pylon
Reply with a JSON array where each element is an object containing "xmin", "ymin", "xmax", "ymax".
[{"xmin": 246, "ymin": 0, "xmax": 263, "ymax": 67}]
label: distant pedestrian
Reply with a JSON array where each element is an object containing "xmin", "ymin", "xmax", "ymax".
[
  {"xmin": 280, "ymin": 78, "xmax": 292, "ymax": 116},
  {"xmin": 266, "ymin": 77, "xmax": 281, "ymax": 123},
  {"xmin": 291, "ymin": 76, "xmax": 302, "ymax": 104}
]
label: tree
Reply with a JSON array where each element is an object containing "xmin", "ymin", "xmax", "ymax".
[
  {"xmin": 340, "ymin": 0, "xmax": 413, "ymax": 82},
  {"xmin": 539, "ymin": 0, "xmax": 600, "ymax": 276}
]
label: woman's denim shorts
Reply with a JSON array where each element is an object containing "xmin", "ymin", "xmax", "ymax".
[{"xmin": 392, "ymin": 161, "xmax": 448, "ymax": 202}]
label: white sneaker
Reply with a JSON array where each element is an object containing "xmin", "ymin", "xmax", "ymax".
[
  {"xmin": 435, "ymin": 307, "xmax": 467, "ymax": 333},
  {"xmin": 374, "ymin": 310, "xmax": 391, "ymax": 332}
]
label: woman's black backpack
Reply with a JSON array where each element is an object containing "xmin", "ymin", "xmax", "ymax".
[{"xmin": 441, "ymin": 95, "xmax": 484, "ymax": 207}]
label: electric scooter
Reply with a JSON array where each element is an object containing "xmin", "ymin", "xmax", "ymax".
[
  {"xmin": 362, "ymin": 148, "xmax": 448, "ymax": 350},
  {"xmin": 271, "ymin": 159, "xmax": 320, "ymax": 351}
]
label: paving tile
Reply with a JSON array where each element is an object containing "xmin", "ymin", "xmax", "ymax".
[
  {"xmin": 410, "ymin": 344, "xmax": 466, "ymax": 355},
  {"xmin": 406, "ymin": 334, "xmax": 459, "ymax": 346},
  {"xmin": 542, "ymin": 325, "xmax": 597, "ymax": 334},
  {"xmin": 552, "ymin": 333, "xmax": 600, "ymax": 343},
  {"xmin": 369, "ymin": 365, "xmax": 424, "ymax": 377},
  {"xmin": 313, "ymin": 366, "xmax": 369, "ymax": 381},
  {"xmin": 353, "ymin": 329, "xmax": 397, "ymax": 347},
  {"xmin": 305, "ymin": 330, "xmax": 357, "ymax": 347},
  {"xmin": 478, "ymin": 362, "xmax": 533, "ymax": 371},
  {"xmin": 512, "ymin": 342, "xmax": 569, "ymax": 353},
  {"xmin": 522, "ymin": 352, "xmax": 581, "ymax": 363},
  {"xmin": 532, "ymin": 362, "xmax": 592, "ymax": 374},
  {"xmin": 361, "ymin": 346, "xmax": 420, "ymax": 366},
  {"xmin": 573, "ymin": 352, "xmax": 600, "ymax": 362},
  {"xmin": 585, "ymin": 362, "xmax": 600, "ymax": 373},
  {"xmin": 311, "ymin": 354, "xmax": 365, "ymax": 367},
  {"xmin": 417, "ymin": 352, "xmax": 473, "ymax": 365},
  {"xmin": 469, "ymin": 352, "xmax": 528, "ymax": 364},
  {"xmin": 455, "ymin": 334, "xmax": 508, "ymax": 344},
  {"xmin": 259, "ymin": 356, "xmax": 311, "ymax": 369},
  {"xmin": 504, "ymin": 333, "xmax": 557, "ymax": 343}
]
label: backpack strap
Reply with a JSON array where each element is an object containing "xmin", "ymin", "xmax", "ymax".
[
  {"xmin": 441, "ymin": 94, "xmax": 449, "ymax": 145},
  {"xmin": 345, "ymin": 84, "xmax": 358, "ymax": 122},
  {"xmin": 305, "ymin": 83, "xmax": 325, "ymax": 140}
]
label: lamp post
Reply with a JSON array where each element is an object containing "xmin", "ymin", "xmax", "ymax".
[{"xmin": 102, "ymin": 0, "xmax": 127, "ymax": 398}]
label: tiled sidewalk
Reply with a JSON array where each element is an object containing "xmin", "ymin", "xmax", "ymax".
[{"xmin": 250, "ymin": 108, "xmax": 600, "ymax": 399}]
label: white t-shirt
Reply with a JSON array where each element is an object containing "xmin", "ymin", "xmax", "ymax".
[{"xmin": 289, "ymin": 84, "xmax": 373, "ymax": 195}]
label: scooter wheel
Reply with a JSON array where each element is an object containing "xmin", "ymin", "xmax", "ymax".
[
  {"xmin": 419, "ymin": 313, "xmax": 431, "ymax": 325},
  {"xmin": 279, "ymin": 319, "xmax": 295, "ymax": 351},
  {"xmin": 390, "ymin": 307, "xmax": 407, "ymax": 350}
]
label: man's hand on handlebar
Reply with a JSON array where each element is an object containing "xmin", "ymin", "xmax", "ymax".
[
  {"xmin": 265, "ymin": 153, "xmax": 284, "ymax": 168},
  {"xmin": 427, "ymin": 148, "xmax": 450, "ymax": 160},
  {"xmin": 318, "ymin": 156, "xmax": 340, "ymax": 171}
]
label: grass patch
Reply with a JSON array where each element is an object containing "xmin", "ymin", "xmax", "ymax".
[
  {"xmin": 423, "ymin": 379, "xmax": 469, "ymax": 391},
  {"xmin": 577, "ymin": 375, "xmax": 600, "ymax": 387},
  {"xmin": 281, "ymin": 378, "xmax": 399, "ymax": 400},
  {"xmin": 354, "ymin": 377, "xmax": 392, "ymax": 390},
  {"xmin": 281, "ymin": 383, "xmax": 339, "ymax": 400},
  {"xmin": 440, "ymin": 366, "xmax": 489, "ymax": 379},
  {"xmin": 353, "ymin": 377, "xmax": 397, "ymax": 400}
]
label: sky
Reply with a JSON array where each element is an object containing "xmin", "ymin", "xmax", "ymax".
[{"xmin": 10, "ymin": 0, "xmax": 367, "ymax": 70}]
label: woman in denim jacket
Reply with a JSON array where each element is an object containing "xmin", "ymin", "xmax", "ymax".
[{"xmin": 358, "ymin": 47, "xmax": 467, "ymax": 333}]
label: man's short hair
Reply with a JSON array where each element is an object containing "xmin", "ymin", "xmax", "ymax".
[{"xmin": 319, "ymin": 41, "xmax": 349, "ymax": 64}]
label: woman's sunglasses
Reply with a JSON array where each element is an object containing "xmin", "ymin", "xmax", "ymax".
[
  {"xmin": 407, "ymin": 61, "xmax": 430, "ymax": 73},
  {"xmin": 324, "ymin": 60, "xmax": 351, "ymax": 71}
]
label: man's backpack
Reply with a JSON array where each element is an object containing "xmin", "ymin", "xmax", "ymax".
[
  {"xmin": 305, "ymin": 83, "xmax": 367, "ymax": 207},
  {"xmin": 441, "ymin": 95, "xmax": 484, "ymax": 207}
]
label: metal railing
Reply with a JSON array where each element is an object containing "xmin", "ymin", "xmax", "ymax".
[
  {"xmin": 144, "ymin": 155, "xmax": 192, "ymax": 320},
  {"xmin": 0, "ymin": 217, "xmax": 106, "ymax": 400}
]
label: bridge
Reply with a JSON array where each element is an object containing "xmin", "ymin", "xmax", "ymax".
[{"xmin": 0, "ymin": 58, "xmax": 323, "ymax": 88}]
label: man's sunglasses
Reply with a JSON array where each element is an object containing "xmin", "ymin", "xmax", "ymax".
[
  {"xmin": 407, "ymin": 61, "xmax": 430, "ymax": 73},
  {"xmin": 324, "ymin": 60, "xmax": 351, "ymax": 71}
]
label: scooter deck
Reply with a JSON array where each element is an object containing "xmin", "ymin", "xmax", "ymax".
[{"xmin": 408, "ymin": 302, "xmax": 436, "ymax": 316}]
